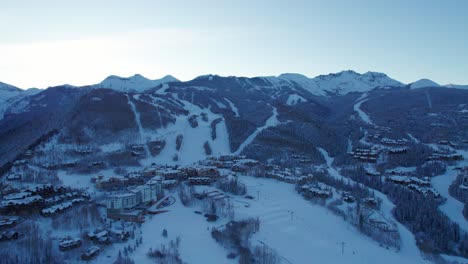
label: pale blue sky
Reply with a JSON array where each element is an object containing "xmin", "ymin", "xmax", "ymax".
[{"xmin": 1, "ymin": 0, "xmax": 467, "ymax": 88}]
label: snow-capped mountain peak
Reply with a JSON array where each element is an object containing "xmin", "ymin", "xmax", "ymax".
[
  {"xmin": 409, "ymin": 78, "xmax": 440, "ymax": 89},
  {"xmin": 276, "ymin": 70, "xmax": 403, "ymax": 95},
  {"xmin": 444, "ymin": 84, "xmax": 468, "ymax": 90},
  {"xmin": 96, "ymin": 74, "xmax": 179, "ymax": 92}
]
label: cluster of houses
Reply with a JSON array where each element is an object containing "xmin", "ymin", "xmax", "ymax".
[
  {"xmin": 202, "ymin": 154, "xmax": 260, "ymax": 173},
  {"xmin": 388, "ymin": 147, "xmax": 408, "ymax": 155},
  {"xmin": 428, "ymin": 151, "xmax": 464, "ymax": 162},
  {"xmin": 264, "ymin": 166, "xmax": 309, "ymax": 183},
  {"xmin": 380, "ymin": 138, "xmax": 408, "ymax": 147},
  {"xmin": 42, "ymin": 161, "xmax": 77, "ymax": 170},
  {"xmin": 299, "ymin": 183, "xmax": 333, "ymax": 199},
  {"xmin": 0, "ymin": 184, "xmax": 89, "ymax": 215},
  {"xmin": 349, "ymin": 148, "xmax": 380, "ymax": 163},
  {"xmin": 437, "ymin": 140, "xmax": 459, "ymax": 148},
  {"xmin": 87, "ymin": 228, "xmax": 130, "ymax": 244},
  {"xmin": 290, "ymin": 154, "xmax": 313, "ymax": 164},
  {"xmin": 386, "ymin": 176, "xmax": 440, "ymax": 198}
]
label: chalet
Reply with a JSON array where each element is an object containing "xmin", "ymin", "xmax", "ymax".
[
  {"xmin": 188, "ymin": 177, "xmax": 212, "ymax": 185},
  {"xmin": 300, "ymin": 183, "xmax": 332, "ymax": 199},
  {"xmin": 41, "ymin": 198, "xmax": 85, "ymax": 216},
  {"xmin": 59, "ymin": 238, "xmax": 82, "ymax": 251},
  {"xmin": 381, "ymin": 138, "xmax": 407, "ymax": 146},
  {"xmin": 197, "ymin": 166, "xmax": 220, "ymax": 178},
  {"xmin": 1, "ymin": 195, "xmax": 43, "ymax": 208},
  {"xmin": 428, "ymin": 153, "xmax": 464, "ymax": 162},
  {"xmin": 407, "ymin": 184, "xmax": 441, "ymax": 198},
  {"xmin": 387, "ymin": 176, "xmax": 431, "ymax": 187},
  {"xmin": 23, "ymin": 150, "xmax": 33, "ymax": 157},
  {"xmin": 161, "ymin": 180, "xmax": 178, "ymax": 188},
  {"xmin": 388, "ymin": 147, "xmax": 408, "ymax": 155},
  {"xmin": 159, "ymin": 168, "xmax": 181, "ymax": 180},
  {"xmin": 349, "ymin": 148, "xmax": 380, "ymax": 163},
  {"xmin": 81, "ymin": 246, "xmax": 100, "ymax": 261},
  {"xmin": 3, "ymin": 191, "xmax": 31, "ymax": 200}
]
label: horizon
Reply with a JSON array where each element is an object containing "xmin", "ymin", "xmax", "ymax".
[
  {"xmin": 1, "ymin": 0, "xmax": 468, "ymax": 88},
  {"xmin": 0, "ymin": 69, "xmax": 446, "ymax": 90}
]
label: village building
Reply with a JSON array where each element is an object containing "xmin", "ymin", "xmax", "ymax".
[
  {"xmin": 188, "ymin": 177, "xmax": 212, "ymax": 185},
  {"xmin": 106, "ymin": 180, "xmax": 162, "ymax": 221}
]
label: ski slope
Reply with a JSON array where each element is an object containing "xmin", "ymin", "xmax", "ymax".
[
  {"xmin": 353, "ymin": 93, "xmax": 374, "ymax": 125},
  {"xmin": 235, "ymin": 175, "xmax": 428, "ymax": 264},
  {"xmin": 142, "ymin": 99, "xmax": 231, "ymax": 166},
  {"xmin": 234, "ymin": 106, "xmax": 280, "ymax": 155},
  {"xmin": 127, "ymin": 94, "xmax": 151, "ymax": 158}
]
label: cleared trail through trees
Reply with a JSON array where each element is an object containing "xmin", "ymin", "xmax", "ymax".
[{"xmin": 127, "ymin": 94, "xmax": 151, "ymax": 158}]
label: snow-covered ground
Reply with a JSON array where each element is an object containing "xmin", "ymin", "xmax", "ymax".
[
  {"xmin": 141, "ymin": 99, "xmax": 231, "ymax": 166},
  {"xmin": 95, "ymin": 194, "xmax": 234, "ymax": 264},
  {"xmin": 432, "ymin": 169, "xmax": 468, "ymax": 232},
  {"xmin": 286, "ymin": 94, "xmax": 306, "ymax": 105},
  {"xmin": 234, "ymin": 175, "xmax": 428, "ymax": 264},
  {"xmin": 234, "ymin": 106, "xmax": 280, "ymax": 155}
]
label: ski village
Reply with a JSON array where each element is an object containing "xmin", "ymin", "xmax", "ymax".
[{"xmin": 0, "ymin": 71, "xmax": 468, "ymax": 264}]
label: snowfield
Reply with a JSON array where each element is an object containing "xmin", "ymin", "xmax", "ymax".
[
  {"xmin": 96, "ymin": 195, "xmax": 234, "ymax": 264},
  {"xmin": 286, "ymin": 94, "xmax": 306, "ymax": 105}
]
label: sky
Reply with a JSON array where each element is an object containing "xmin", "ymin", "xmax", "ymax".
[{"xmin": 1, "ymin": 0, "xmax": 467, "ymax": 88}]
